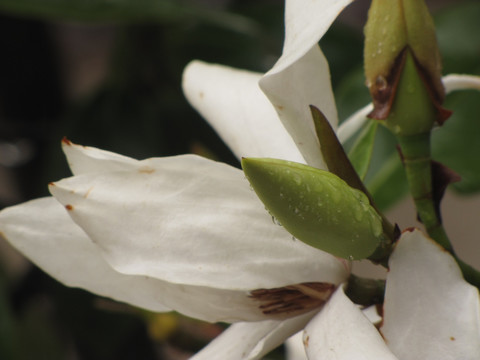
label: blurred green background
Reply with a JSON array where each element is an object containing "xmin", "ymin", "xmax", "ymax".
[{"xmin": 0, "ymin": 0, "xmax": 479, "ymax": 358}]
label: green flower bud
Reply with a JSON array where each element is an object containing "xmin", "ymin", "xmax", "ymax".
[
  {"xmin": 242, "ymin": 158, "xmax": 384, "ymax": 260},
  {"xmin": 384, "ymin": 49, "xmax": 436, "ymax": 136},
  {"xmin": 364, "ymin": 0, "xmax": 448, "ymax": 127}
]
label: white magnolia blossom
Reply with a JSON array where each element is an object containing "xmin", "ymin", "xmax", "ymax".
[
  {"xmin": 287, "ymin": 230, "xmax": 480, "ymax": 360},
  {"xmin": 1, "ymin": 0, "xmax": 353, "ymax": 358},
  {"xmin": 1, "ymin": 0, "xmax": 480, "ymax": 359}
]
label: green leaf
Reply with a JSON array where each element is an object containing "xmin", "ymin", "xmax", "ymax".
[
  {"xmin": 435, "ymin": 2, "xmax": 480, "ymax": 75},
  {"xmin": 242, "ymin": 158, "xmax": 384, "ymax": 260},
  {"xmin": 0, "ymin": 0, "xmax": 260, "ymax": 35},
  {"xmin": 311, "ymin": 106, "xmax": 368, "ymax": 195},
  {"xmin": 433, "ymin": 90, "xmax": 480, "ymax": 193},
  {"xmin": 348, "ymin": 119, "xmax": 378, "ymax": 180},
  {"xmin": 429, "ymin": 2, "xmax": 480, "ymax": 194},
  {"xmin": 367, "ymin": 151, "xmax": 409, "ymax": 211}
]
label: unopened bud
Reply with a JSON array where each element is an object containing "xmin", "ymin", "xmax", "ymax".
[
  {"xmin": 364, "ymin": 0, "xmax": 448, "ymax": 128},
  {"xmin": 242, "ymin": 157, "xmax": 383, "ymax": 260}
]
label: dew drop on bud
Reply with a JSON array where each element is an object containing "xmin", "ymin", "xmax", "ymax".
[{"xmin": 375, "ymin": 75, "xmax": 388, "ymax": 91}]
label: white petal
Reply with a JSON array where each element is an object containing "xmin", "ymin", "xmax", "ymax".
[
  {"xmin": 274, "ymin": 0, "xmax": 353, "ymax": 75},
  {"xmin": 260, "ymin": 46, "xmax": 337, "ymax": 169},
  {"xmin": 362, "ymin": 305, "xmax": 382, "ymax": 326},
  {"xmin": 182, "ymin": 61, "xmax": 304, "ymax": 163},
  {"xmin": 382, "ymin": 229, "xmax": 480, "ymax": 360},
  {"xmin": 0, "ymin": 197, "xmax": 170, "ymax": 312},
  {"xmin": 443, "ymin": 74, "xmax": 480, "ymax": 93},
  {"xmin": 49, "ymin": 153, "xmax": 348, "ymax": 293},
  {"xmin": 192, "ymin": 311, "xmax": 315, "ymax": 360},
  {"xmin": 0, "ymin": 197, "xmax": 311, "ymax": 323},
  {"xmin": 304, "ymin": 286, "xmax": 398, "ymax": 360},
  {"xmin": 285, "ymin": 331, "xmax": 308, "ymax": 360},
  {"xmin": 61, "ymin": 139, "xmax": 138, "ymax": 175}
]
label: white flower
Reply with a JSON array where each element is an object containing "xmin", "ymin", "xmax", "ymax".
[
  {"xmin": 0, "ymin": 1, "xmax": 354, "ymax": 358},
  {"xmin": 1, "ymin": 0, "xmax": 480, "ymax": 359},
  {"xmin": 299, "ymin": 230, "xmax": 480, "ymax": 360}
]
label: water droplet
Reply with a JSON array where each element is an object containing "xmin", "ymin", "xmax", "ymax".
[
  {"xmin": 375, "ymin": 76, "xmax": 388, "ymax": 91},
  {"xmin": 271, "ymin": 216, "xmax": 283, "ymax": 226},
  {"xmin": 330, "ymin": 189, "xmax": 341, "ymax": 204},
  {"xmin": 331, "ymin": 215, "xmax": 339, "ymax": 225},
  {"xmin": 293, "ymin": 173, "xmax": 302, "ymax": 185},
  {"xmin": 354, "ymin": 208, "xmax": 364, "ymax": 222}
]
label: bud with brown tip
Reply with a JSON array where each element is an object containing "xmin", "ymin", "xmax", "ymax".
[{"xmin": 364, "ymin": 0, "xmax": 449, "ymax": 133}]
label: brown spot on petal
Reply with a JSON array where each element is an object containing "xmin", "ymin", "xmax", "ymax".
[
  {"xmin": 65, "ymin": 204, "xmax": 74, "ymax": 211},
  {"xmin": 199, "ymin": 91, "xmax": 204, "ymax": 99},
  {"xmin": 250, "ymin": 282, "xmax": 335, "ymax": 318},
  {"xmin": 61, "ymin": 137, "xmax": 72, "ymax": 146},
  {"xmin": 450, "ymin": 336, "xmax": 455, "ymax": 341},
  {"xmin": 139, "ymin": 166, "xmax": 155, "ymax": 174},
  {"xmin": 303, "ymin": 335, "xmax": 309, "ymax": 348},
  {"xmin": 275, "ymin": 105, "xmax": 284, "ymax": 111},
  {"xmin": 84, "ymin": 186, "xmax": 94, "ymax": 198}
]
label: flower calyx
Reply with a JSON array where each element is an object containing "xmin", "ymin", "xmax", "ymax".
[{"xmin": 364, "ymin": 0, "xmax": 451, "ymax": 134}]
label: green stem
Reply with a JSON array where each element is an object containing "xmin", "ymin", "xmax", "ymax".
[
  {"xmin": 397, "ymin": 133, "xmax": 453, "ymax": 252},
  {"xmin": 398, "ymin": 133, "xmax": 480, "ymax": 289},
  {"xmin": 345, "ymin": 274, "xmax": 385, "ymax": 306},
  {"xmin": 456, "ymin": 258, "xmax": 480, "ymax": 289}
]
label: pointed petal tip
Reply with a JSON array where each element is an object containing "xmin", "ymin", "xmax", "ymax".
[
  {"xmin": 182, "ymin": 60, "xmax": 215, "ymax": 91},
  {"xmin": 61, "ymin": 137, "xmax": 72, "ymax": 146}
]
